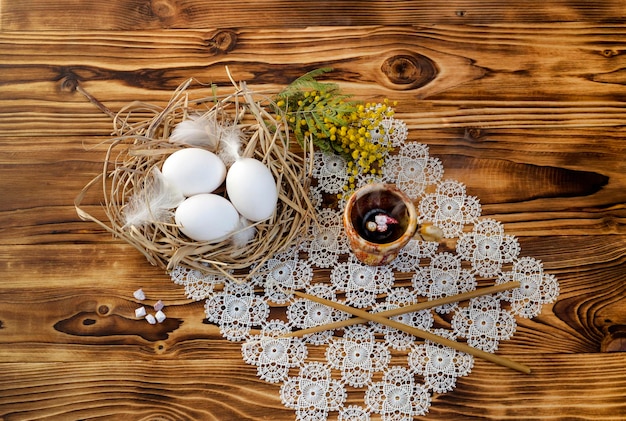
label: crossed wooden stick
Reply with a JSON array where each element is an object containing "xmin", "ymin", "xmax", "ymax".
[{"xmin": 283, "ymin": 281, "xmax": 531, "ymax": 374}]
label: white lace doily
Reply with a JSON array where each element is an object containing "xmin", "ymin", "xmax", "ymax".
[{"xmin": 171, "ymin": 111, "xmax": 559, "ymax": 420}]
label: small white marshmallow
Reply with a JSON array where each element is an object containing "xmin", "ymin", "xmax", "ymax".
[
  {"xmin": 155, "ymin": 310, "xmax": 167, "ymax": 323},
  {"xmin": 154, "ymin": 300, "xmax": 164, "ymax": 312},
  {"xmin": 133, "ymin": 288, "xmax": 146, "ymax": 301}
]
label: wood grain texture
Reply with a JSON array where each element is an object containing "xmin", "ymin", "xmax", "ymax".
[
  {"xmin": 2, "ymin": 0, "xmax": 626, "ymax": 30},
  {"xmin": 1, "ymin": 1, "xmax": 626, "ymax": 420},
  {"xmin": 2, "ymin": 355, "xmax": 625, "ymax": 421}
]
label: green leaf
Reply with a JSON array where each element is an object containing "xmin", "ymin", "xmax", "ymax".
[{"xmin": 277, "ymin": 68, "xmax": 336, "ymax": 99}]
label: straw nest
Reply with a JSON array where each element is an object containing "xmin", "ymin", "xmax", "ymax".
[{"xmin": 76, "ymin": 77, "xmax": 315, "ymax": 282}]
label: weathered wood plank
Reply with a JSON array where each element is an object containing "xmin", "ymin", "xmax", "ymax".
[
  {"xmin": 2, "ymin": 125, "xmax": 625, "ymax": 249},
  {"xmin": 435, "ymin": 354, "xmax": 626, "ymax": 420},
  {"xmin": 1, "ymin": 25, "xmax": 625, "ymax": 110},
  {"xmin": 0, "ymin": 360, "xmax": 292, "ymax": 420},
  {"xmin": 1, "ymin": 355, "xmax": 625, "ymax": 420},
  {"xmin": 0, "ymin": 233, "xmax": 624, "ymax": 360},
  {"xmin": 2, "ymin": 0, "xmax": 625, "ymax": 30},
  {"xmin": 3, "ymin": 103, "xmax": 626, "ymax": 138}
]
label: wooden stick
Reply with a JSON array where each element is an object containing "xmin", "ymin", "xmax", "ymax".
[
  {"xmin": 284, "ymin": 281, "xmax": 520, "ymax": 338},
  {"xmin": 290, "ymin": 288, "xmax": 531, "ymax": 374}
]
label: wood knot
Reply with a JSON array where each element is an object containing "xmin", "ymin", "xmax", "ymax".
[
  {"xmin": 55, "ymin": 312, "xmax": 183, "ymax": 341},
  {"xmin": 150, "ymin": 0, "xmax": 176, "ymax": 19},
  {"xmin": 155, "ymin": 342, "xmax": 167, "ymax": 354},
  {"xmin": 381, "ymin": 53, "xmax": 437, "ymax": 90},
  {"xmin": 602, "ymin": 324, "xmax": 626, "ymax": 352},
  {"xmin": 82, "ymin": 318, "xmax": 96, "ymax": 326},
  {"xmin": 601, "ymin": 49, "xmax": 620, "ymax": 58},
  {"xmin": 60, "ymin": 75, "xmax": 78, "ymax": 92},
  {"xmin": 205, "ymin": 30, "xmax": 238, "ymax": 54},
  {"xmin": 464, "ymin": 127, "xmax": 484, "ymax": 141},
  {"xmin": 98, "ymin": 305, "xmax": 110, "ymax": 315}
]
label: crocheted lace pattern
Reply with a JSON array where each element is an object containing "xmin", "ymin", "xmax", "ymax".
[{"xmin": 171, "ymin": 113, "xmax": 559, "ymax": 420}]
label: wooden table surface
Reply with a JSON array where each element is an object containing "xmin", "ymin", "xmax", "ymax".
[{"xmin": 2, "ymin": 1, "xmax": 626, "ymax": 420}]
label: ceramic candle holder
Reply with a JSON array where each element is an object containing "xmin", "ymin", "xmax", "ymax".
[{"xmin": 343, "ymin": 183, "xmax": 418, "ymax": 266}]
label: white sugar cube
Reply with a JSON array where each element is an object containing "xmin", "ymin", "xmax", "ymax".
[
  {"xmin": 155, "ymin": 310, "xmax": 166, "ymax": 323},
  {"xmin": 153, "ymin": 300, "xmax": 164, "ymax": 312},
  {"xmin": 133, "ymin": 288, "xmax": 146, "ymax": 301},
  {"xmin": 135, "ymin": 306, "xmax": 147, "ymax": 318},
  {"xmin": 145, "ymin": 314, "xmax": 157, "ymax": 325}
]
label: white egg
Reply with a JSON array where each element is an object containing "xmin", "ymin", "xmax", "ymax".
[
  {"xmin": 226, "ymin": 158, "xmax": 278, "ymax": 222},
  {"xmin": 175, "ymin": 194, "xmax": 239, "ymax": 242},
  {"xmin": 162, "ymin": 148, "xmax": 226, "ymax": 196}
]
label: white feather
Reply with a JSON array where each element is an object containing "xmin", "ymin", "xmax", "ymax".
[
  {"xmin": 230, "ymin": 216, "xmax": 257, "ymax": 248},
  {"xmin": 170, "ymin": 113, "xmax": 220, "ymax": 150},
  {"xmin": 218, "ymin": 124, "xmax": 243, "ymax": 166},
  {"xmin": 123, "ymin": 167, "xmax": 185, "ymax": 228}
]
